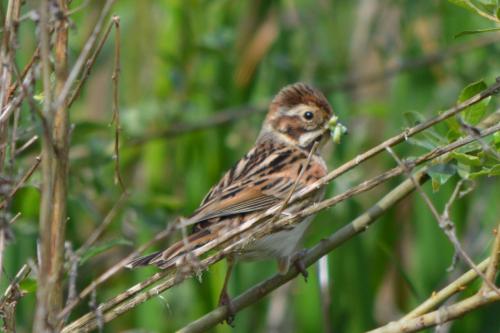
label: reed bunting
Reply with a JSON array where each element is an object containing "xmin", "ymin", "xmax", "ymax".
[{"xmin": 128, "ymin": 83, "xmax": 341, "ymax": 322}]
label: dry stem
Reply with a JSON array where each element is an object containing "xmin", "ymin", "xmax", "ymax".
[{"xmin": 33, "ymin": 1, "xmax": 71, "ymax": 330}]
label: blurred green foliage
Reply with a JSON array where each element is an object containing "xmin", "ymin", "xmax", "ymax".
[{"xmin": 2, "ymin": 0, "xmax": 500, "ymax": 332}]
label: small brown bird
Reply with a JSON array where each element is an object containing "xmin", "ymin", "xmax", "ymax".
[{"xmin": 128, "ymin": 83, "xmax": 338, "ymax": 321}]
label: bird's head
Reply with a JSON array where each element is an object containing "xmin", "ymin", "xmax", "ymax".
[{"xmin": 259, "ymin": 83, "xmax": 335, "ymax": 150}]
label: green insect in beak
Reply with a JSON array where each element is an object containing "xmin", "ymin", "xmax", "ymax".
[{"xmin": 328, "ymin": 115, "xmax": 348, "ymax": 144}]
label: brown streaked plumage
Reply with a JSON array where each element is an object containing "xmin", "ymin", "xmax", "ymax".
[{"xmin": 127, "ymin": 82, "xmax": 336, "ymax": 322}]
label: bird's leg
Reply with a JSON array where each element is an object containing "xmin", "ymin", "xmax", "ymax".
[
  {"xmin": 292, "ymin": 249, "xmax": 309, "ymax": 282},
  {"xmin": 218, "ymin": 255, "xmax": 236, "ymax": 326}
]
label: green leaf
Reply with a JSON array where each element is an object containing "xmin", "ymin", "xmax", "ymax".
[
  {"xmin": 448, "ymin": 0, "xmax": 475, "ymax": 10},
  {"xmin": 457, "ymin": 162, "xmax": 472, "ymax": 179},
  {"xmin": 79, "ymin": 238, "xmax": 133, "ymax": 265},
  {"xmin": 404, "ymin": 111, "xmax": 446, "ymax": 149},
  {"xmin": 468, "ymin": 164, "xmax": 500, "ymax": 178},
  {"xmin": 488, "ymin": 164, "xmax": 500, "ymax": 175},
  {"xmin": 407, "ymin": 137, "xmax": 438, "ymax": 150},
  {"xmin": 403, "ymin": 111, "xmax": 426, "ymax": 126},
  {"xmin": 427, "ymin": 163, "xmax": 457, "ymax": 191},
  {"xmin": 455, "ymin": 27, "xmax": 500, "ymax": 38},
  {"xmin": 451, "ymin": 152, "xmax": 482, "ymax": 166},
  {"xmin": 494, "ymin": 131, "xmax": 500, "ymax": 145},
  {"xmin": 458, "ymin": 80, "xmax": 490, "ymax": 125},
  {"xmin": 449, "ymin": 0, "xmax": 500, "ymax": 21},
  {"xmin": 19, "ymin": 278, "xmax": 37, "ymax": 293}
]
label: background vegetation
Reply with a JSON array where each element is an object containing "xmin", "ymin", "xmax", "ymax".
[{"xmin": 1, "ymin": 0, "xmax": 499, "ymax": 332}]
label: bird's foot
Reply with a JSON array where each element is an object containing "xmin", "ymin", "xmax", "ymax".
[
  {"xmin": 218, "ymin": 290, "xmax": 236, "ymax": 326},
  {"xmin": 292, "ymin": 249, "xmax": 309, "ymax": 282}
]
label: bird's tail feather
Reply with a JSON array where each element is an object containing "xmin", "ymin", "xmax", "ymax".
[{"xmin": 126, "ymin": 229, "xmax": 212, "ymax": 270}]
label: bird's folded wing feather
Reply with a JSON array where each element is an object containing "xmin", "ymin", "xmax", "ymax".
[{"xmin": 180, "ymin": 174, "xmax": 300, "ymax": 227}]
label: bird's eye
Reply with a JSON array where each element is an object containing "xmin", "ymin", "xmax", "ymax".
[{"xmin": 303, "ymin": 111, "xmax": 314, "ymax": 120}]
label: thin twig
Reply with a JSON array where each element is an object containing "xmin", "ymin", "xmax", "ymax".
[
  {"xmin": 6, "ymin": 48, "xmax": 39, "ymax": 100},
  {"xmin": 60, "ymin": 242, "xmax": 79, "ymax": 326},
  {"xmin": 66, "ymin": 16, "xmax": 117, "ymax": 109},
  {"xmin": 130, "ymin": 105, "xmax": 264, "ymax": 145},
  {"xmin": 8, "ymin": 50, "xmax": 53, "ymax": 151},
  {"xmin": 274, "ymin": 141, "xmax": 319, "ymax": 219},
  {"xmin": 76, "ymin": 191, "xmax": 129, "ymax": 256},
  {"xmin": 15, "ymin": 135, "xmax": 38, "ymax": 156},
  {"xmin": 0, "ymin": 155, "xmax": 41, "ymax": 209},
  {"xmin": 110, "ymin": 15, "xmax": 124, "ymax": 190}
]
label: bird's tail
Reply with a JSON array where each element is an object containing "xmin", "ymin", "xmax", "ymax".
[{"xmin": 126, "ymin": 229, "xmax": 212, "ymax": 270}]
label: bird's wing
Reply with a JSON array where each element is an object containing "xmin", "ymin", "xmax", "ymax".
[
  {"xmin": 180, "ymin": 176, "xmax": 296, "ymax": 227},
  {"xmin": 180, "ymin": 145, "xmax": 306, "ymax": 227}
]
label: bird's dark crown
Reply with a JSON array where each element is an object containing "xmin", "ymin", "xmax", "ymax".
[{"xmin": 270, "ymin": 83, "xmax": 332, "ymax": 117}]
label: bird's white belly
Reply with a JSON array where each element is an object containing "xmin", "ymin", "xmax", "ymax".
[{"xmin": 238, "ymin": 215, "xmax": 313, "ymax": 260}]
